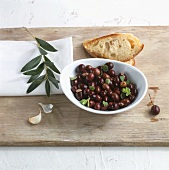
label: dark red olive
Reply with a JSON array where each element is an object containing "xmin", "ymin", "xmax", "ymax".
[
  {"xmin": 108, "ymin": 102, "xmax": 119, "ymax": 111},
  {"xmin": 97, "ymin": 76, "xmax": 104, "ymax": 85},
  {"xmin": 81, "ymin": 73, "xmax": 88, "ymax": 84},
  {"xmin": 90, "ymin": 94, "xmax": 97, "ymax": 101},
  {"xmin": 86, "ymin": 73, "xmax": 95, "ymax": 81},
  {"xmin": 89, "ymin": 100, "xmax": 95, "ymax": 108},
  {"xmin": 151, "ymin": 105, "xmax": 160, "ymax": 115},
  {"xmin": 105, "ymin": 62, "xmax": 114, "ymax": 69},
  {"xmin": 108, "ymin": 69, "xmax": 116, "ymax": 77},
  {"xmin": 71, "ymin": 79, "xmax": 78, "ymax": 86},
  {"xmin": 88, "ymin": 81, "xmax": 97, "ymax": 87},
  {"xmin": 113, "ymin": 76, "xmax": 120, "ymax": 87},
  {"xmin": 95, "ymin": 94, "xmax": 102, "ymax": 102},
  {"xmin": 114, "ymin": 89, "xmax": 120, "ymax": 96},
  {"xmin": 103, "ymin": 95, "xmax": 109, "ymax": 102},
  {"xmin": 102, "ymin": 83, "xmax": 110, "ymax": 91},
  {"xmin": 92, "ymin": 68, "xmax": 101, "ymax": 76},
  {"xmin": 88, "ymin": 90, "xmax": 95, "ymax": 97},
  {"xmin": 75, "ymin": 91, "xmax": 83, "ymax": 101},
  {"xmin": 94, "ymin": 102, "xmax": 101, "ymax": 110},
  {"xmin": 78, "ymin": 83, "xmax": 87, "ymax": 90},
  {"xmin": 85, "ymin": 65, "xmax": 93, "ymax": 72},
  {"xmin": 109, "ymin": 81, "xmax": 115, "ymax": 90},
  {"xmin": 77, "ymin": 75, "xmax": 82, "ymax": 82},
  {"xmin": 108, "ymin": 102, "xmax": 113, "ymax": 110},
  {"xmin": 119, "ymin": 102, "xmax": 125, "ymax": 108},
  {"xmin": 97, "ymin": 66, "xmax": 102, "ymax": 71},
  {"xmin": 95, "ymin": 86, "xmax": 101, "ymax": 94},
  {"xmin": 71, "ymin": 86, "xmax": 78, "ymax": 93},
  {"xmin": 100, "ymin": 90, "xmax": 107, "ymax": 97},
  {"xmin": 112, "ymin": 103, "xmax": 119, "ymax": 110},
  {"xmin": 76, "ymin": 64, "xmax": 86, "ymax": 73},
  {"xmin": 131, "ymin": 88, "xmax": 138, "ymax": 96},
  {"xmin": 128, "ymin": 95, "xmax": 136, "ymax": 102},
  {"xmin": 83, "ymin": 88, "xmax": 90, "ymax": 98},
  {"xmin": 111, "ymin": 93, "xmax": 120, "ymax": 102},
  {"xmin": 107, "ymin": 90, "xmax": 113, "ymax": 97},
  {"xmin": 128, "ymin": 83, "xmax": 135, "ymax": 90},
  {"xmin": 102, "ymin": 73, "xmax": 110, "ymax": 79},
  {"xmin": 121, "ymin": 98, "xmax": 130, "ymax": 107}
]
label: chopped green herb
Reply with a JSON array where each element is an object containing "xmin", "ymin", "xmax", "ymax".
[
  {"xmin": 126, "ymin": 80, "xmax": 130, "ymax": 85},
  {"xmin": 102, "ymin": 101, "xmax": 108, "ymax": 107},
  {"xmin": 102, "ymin": 65, "xmax": 108, "ymax": 72},
  {"xmin": 120, "ymin": 75, "xmax": 125, "ymax": 82},
  {"xmin": 80, "ymin": 98, "xmax": 90, "ymax": 107},
  {"xmin": 105, "ymin": 78, "xmax": 110, "ymax": 84},
  {"xmin": 70, "ymin": 76, "xmax": 77, "ymax": 80},
  {"xmin": 89, "ymin": 86, "xmax": 95, "ymax": 91},
  {"xmin": 122, "ymin": 87, "xmax": 131, "ymax": 96},
  {"xmin": 80, "ymin": 99, "xmax": 88, "ymax": 106}
]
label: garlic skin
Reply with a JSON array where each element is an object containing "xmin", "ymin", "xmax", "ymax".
[
  {"xmin": 28, "ymin": 109, "xmax": 42, "ymax": 125},
  {"xmin": 38, "ymin": 103, "xmax": 53, "ymax": 113}
]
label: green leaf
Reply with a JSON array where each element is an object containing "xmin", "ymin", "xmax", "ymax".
[
  {"xmin": 120, "ymin": 93, "xmax": 126, "ymax": 99},
  {"xmin": 38, "ymin": 47, "xmax": 48, "ymax": 55},
  {"xmin": 102, "ymin": 65, "xmax": 108, "ymax": 72},
  {"xmin": 21, "ymin": 55, "xmax": 42, "ymax": 72},
  {"xmin": 126, "ymin": 89, "xmax": 131, "ymax": 96},
  {"xmin": 23, "ymin": 63, "xmax": 44, "ymax": 76},
  {"xmin": 122, "ymin": 87, "xmax": 131, "ymax": 96},
  {"xmin": 80, "ymin": 99, "xmax": 88, "ymax": 106},
  {"xmin": 122, "ymin": 88, "xmax": 127, "ymax": 93},
  {"xmin": 102, "ymin": 101, "xmax": 108, "ymax": 107},
  {"xmin": 44, "ymin": 55, "xmax": 51, "ymax": 62},
  {"xmin": 80, "ymin": 98, "xmax": 90, "ymax": 107},
  {"xmin": 35, "ymin": 37, "xmax": 58, "ymax": 52},
  {"xmin": 45, "ymin": 79, "xmax": 50, "ymax": 97},
  {"xmin": 70, "ymin": 76, "xmax": 77, "ymax": 81},
  {"xmin": 105, "ymin": 78, "xmax": 110, "ymax": 84},
  {"xmin": 27, "ymin": 75, "xmax": 45, "ymax": 94},
  {"xmin": 126, "ymin": 80, "xmax": 130, "ymax": 85},
  {"xmin": 120, "ymin": 76, "xmax": 125, "ymax": 82},
  {"xmin": 46, "ymin": 68, "xmax": 55, "ymax": 78},
  {"xmin": 48, "ymin": 75, "xmax": 60, "ymax": 89},
  {"xmin": 44, "ymin": 61, "xmax": 60, "ymax": 74},
  {"xmin": 89, "ymin": 86, "xmax": 95, "ymax": 91},
  {"xmin": 27, "ymin": 73, "xmax": 41, "ymax": 83}
]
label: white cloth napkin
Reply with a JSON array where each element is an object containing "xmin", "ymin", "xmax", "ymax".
[{"xmin": 0, "ymin": 37, "xmax": 73, "ymax": 96}]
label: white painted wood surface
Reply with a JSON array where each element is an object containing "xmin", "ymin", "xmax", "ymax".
[{"xmin": 0, "ymin": 0, "xmax": 169, "ymax": 169}]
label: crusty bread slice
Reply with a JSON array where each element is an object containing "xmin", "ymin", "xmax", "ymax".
[
  {"xmin": 124, "ymin": 58, "xmax": 135, "ymax": 66},
  {"xmin": 83, "ymin": 33, "xmax": 144, "ymax": 62}
]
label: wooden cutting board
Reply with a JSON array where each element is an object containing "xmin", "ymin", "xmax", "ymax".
[{"xmin": 0, "ymin": 26, "xmax": 168, "ymax": 146}]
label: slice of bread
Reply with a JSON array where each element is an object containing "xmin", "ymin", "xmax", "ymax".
[
  {"xmin": 83, "ymin": 33, "xmax": 144, "ymax": 62},
  {"xmin": 124, "ymin": 58, "xmax": 135, "ymax": 66}
]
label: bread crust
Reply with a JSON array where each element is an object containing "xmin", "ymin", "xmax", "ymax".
[{"xmin": 124, "ymin": 58, "xmax": 135, "ymax": 66}]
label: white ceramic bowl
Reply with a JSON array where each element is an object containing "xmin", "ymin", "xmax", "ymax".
[{"xmin": 60, "ymin": 58, "xmax": 148, "ymax": 114}]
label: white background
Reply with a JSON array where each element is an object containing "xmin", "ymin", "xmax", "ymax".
[{"xmin": 0, "ymin": 0, "xmax": 169, "ymax": 169}]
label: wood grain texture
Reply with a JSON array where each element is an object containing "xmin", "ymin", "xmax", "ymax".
[{"xmin": 0, "ymin": 26, "xmax": 168, "ymax": 146}]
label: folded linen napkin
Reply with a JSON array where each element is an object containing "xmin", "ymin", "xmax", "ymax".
[{"xmin": 0, "ymin": 37, "xmax": 73, "ymax": 96}]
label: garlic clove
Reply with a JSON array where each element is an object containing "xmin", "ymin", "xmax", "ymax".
[
  {"xmin": 28, "ymin": 109, "xmax": 42, "ymax": 125},
  {"xmin": 38, "ymin": 103, "xmax": 54, "ymax": 113}
]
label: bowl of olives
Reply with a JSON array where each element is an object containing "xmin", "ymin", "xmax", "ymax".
[{"xmin": 60, "ymin": 58, "xmax": 148, "ymax": 114}]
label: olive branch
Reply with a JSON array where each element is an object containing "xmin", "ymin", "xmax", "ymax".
[{"xmin": 21, "ymin": 27, "xmax": 60, "ymax": 97}]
